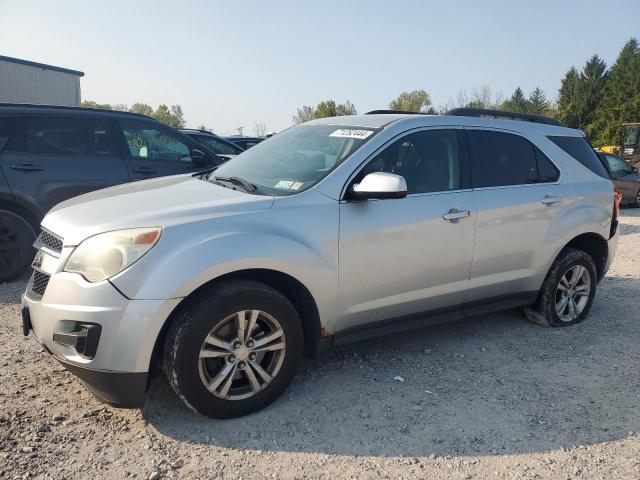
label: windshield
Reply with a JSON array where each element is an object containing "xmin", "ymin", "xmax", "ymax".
[
  {"xmin": 191, "ymin": 134, "xmax": 242, "ymax": 156},
  {"xmin": 212, "ymin": 124, "xmax": 378, "ymax": 195}
]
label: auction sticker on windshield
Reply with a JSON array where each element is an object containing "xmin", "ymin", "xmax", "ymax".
[{"xmin": 329, "ymin": 129, "xmax": 374, "ymax": 139}]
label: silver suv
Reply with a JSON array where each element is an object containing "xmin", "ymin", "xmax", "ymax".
[{"xmin": 22, "ymin": 109, "xmax": 619, "ymax": 418}]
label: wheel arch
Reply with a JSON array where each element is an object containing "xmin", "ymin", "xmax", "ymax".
[
  {"xmin": 0, "ymin": 198, "xmax": 40, "ymax": 232},
  {"xmin": 149, "ymin": 268, "xmax": 323, "ymax": 375},
  {"xmin": 561, "ymin": 232, "xmax": 609, "ymax": 281}
]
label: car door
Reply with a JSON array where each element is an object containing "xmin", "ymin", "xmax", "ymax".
[
  {"xmin": 465, "ymin": 128, "xmax": 568, "ymax": 304},
  {"xmin": 117, "ymin": 119, "xmax": 217, "ymax": 180},
  {"xmin": 337, "ymin": 128, "xmax": 476, "ymax": 331},
  {"xmin": 604, "ymin": 153, "xmax": 639, "ymax": 202},
  {"xmin": 0, "ymin": 114, "xmax": 130, "ymax": 216}
]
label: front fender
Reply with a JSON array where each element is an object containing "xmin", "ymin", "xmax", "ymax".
[{"xmin": 110, "ymin": 207, "xmax": 339, "ymax": 330}]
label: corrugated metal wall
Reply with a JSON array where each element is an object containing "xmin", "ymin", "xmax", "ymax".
[{"xmin": 0, "ymin": 61, "xmax": 81, "ymax": 106}]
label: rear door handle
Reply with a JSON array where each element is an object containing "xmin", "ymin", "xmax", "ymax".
[
  {"xmin": 10, "ymin": 163, "xmax": 43, "ymax": 171},
  {"xmin": 443, "ymin": 209, "xmax": 471, "ymax": 221},
  {"xmin": 542, "ymin": 194, "xmax": 561, "ymax": 205},
  {"xmin": 131, "ymin": 167, "xmax": 157, "ymax": 174}
]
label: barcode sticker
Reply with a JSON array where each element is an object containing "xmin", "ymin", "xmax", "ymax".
[{"xmin": 329, "ymin": 129, "xmax": 374, "ymax": 140}]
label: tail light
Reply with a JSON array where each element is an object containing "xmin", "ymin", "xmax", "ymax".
[{"xmin": 611, "ymin": 188, "xmax": 622, "ymax": 237}]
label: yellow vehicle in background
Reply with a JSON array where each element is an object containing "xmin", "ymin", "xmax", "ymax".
[
  {"xmin": 601, "ymin": 123, "xmax": 640, "ymax": 164},
  {"xmin": 620, "ymin": 123, "xmax": 640, "ymax": 164}
]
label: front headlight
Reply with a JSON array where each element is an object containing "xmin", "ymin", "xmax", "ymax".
[{"xmin": 65, "ymin": 227, "xmax": 162, "ymax": 282}]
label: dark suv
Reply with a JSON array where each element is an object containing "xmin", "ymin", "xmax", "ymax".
[{"xmin": 0, "ymin": 104, "xmax": 223, "ymax": 282}]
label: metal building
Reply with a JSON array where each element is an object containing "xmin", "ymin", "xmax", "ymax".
[{"xmin": 0, "ymin": 55, "xmax": 84, "ymax": 106}]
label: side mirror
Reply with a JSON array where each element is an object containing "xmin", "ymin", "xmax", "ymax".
[
  {"xmin": 350, "ymin": 172, "xmax": 407, "ymax": 200},
  {"xmin": 191, "ymin": 149, "xmax": 208, "ymax": 165}
]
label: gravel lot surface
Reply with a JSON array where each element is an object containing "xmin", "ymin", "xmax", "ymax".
[{"xmin": 1, "ymin": 210, "xmax": 639, "ymax": 480}]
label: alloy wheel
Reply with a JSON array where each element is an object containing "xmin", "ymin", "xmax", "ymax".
[
  {"xmin": 198, "ymin": 310, "xmax": 286, "ymax": 400},
  {"xmin": 555, "ymin": 264, "xmax": 591, "ymax": 322}
]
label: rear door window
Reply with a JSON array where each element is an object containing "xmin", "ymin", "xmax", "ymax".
[
  {"xmin": 467, "ymin": 130, "xmax": 539, "ymax": 187},
  {"xmin": 547, "ymin": 136, "xmax": 610, "ymax": 178},
  {"xmin": 5, "ymin": 116, "xmax": 118, "ymax": 157}
]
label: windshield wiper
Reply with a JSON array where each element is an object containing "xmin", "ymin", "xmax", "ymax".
[{"xmin": 212, "ymin": 175, "xmax": 257, "ymax": 192}]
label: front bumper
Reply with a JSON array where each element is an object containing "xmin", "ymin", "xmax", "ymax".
[
  {"xmin": 56, "ymin": 356, "xmax": 148, "ymax": 408},
  {"xmin": 22, "ymin": 270, "xmax": 181, "ymax": 407}
]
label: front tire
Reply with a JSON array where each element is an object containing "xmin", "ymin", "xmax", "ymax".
[
  {"xmin": 0, "ymin": 210, "xmax": 36, "ymax": 283},
  {"xmin": 525, "ymin": 248, "xmax": 597, "ymax": 327},
  {"xmin": 164, "ymin": 280, "xmax": 304, "ymax": 418}
]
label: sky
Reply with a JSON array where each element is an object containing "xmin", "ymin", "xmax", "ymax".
[{"xmin": 1, "ymin": 0, "xmax": 639, "ymax": 135}]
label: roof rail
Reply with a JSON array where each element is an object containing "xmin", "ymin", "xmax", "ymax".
[
  {"xmin": 0, "ymin": 102, "xmax": 155, "ymax": 120},
  {"xmin": 365, "ymin": 109, "xmax": 427, "ymax": 115},
  {"xmin": 446, "ymin": 108, "xmax": 562, "ymax": 126}
]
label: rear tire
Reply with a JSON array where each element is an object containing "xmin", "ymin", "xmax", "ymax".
[
  {"xmin": 525, "ymin": 248, "xmax": 597, "ymax": 327},
  {"xmin": 632, "ymin": 188, "xmax": 640, "ymax": 208},
  {"xmin": 0, "ymin": 210, "xmax": 36, "ymax": 283},
  {"xmin": 164, "ymin": 280, "xmax": 304, "ymax": 419}
]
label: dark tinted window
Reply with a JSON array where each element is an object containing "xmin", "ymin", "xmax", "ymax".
[
  {"xmin": 6, "ymin": 116, "xmax": 117, "ymax": 156},
  {"xmin": 0, "ymin": 117, "xmax": 17, "ymax": 151},
  {"xmin": 468, "ymin": 130, "xmax": 538, "ymax": 187},
  {"xmin": 535, "ymin": 148, "xmax": 560, "ymax": 182},
  {"xmin": 547, "ymin": 135, "xmax": 609, "ymax": 178},
  {"xmin": 120, "ymin": 120, "xmax": 191, "ymax": 162},
  {"xmin": 358, "ymin": 129, "xmax": 463, "ymax": 194}
]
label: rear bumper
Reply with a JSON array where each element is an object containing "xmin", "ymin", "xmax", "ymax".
[{"xmin": 603, "ymin": 230, "xmax": 619, "ymax": 280}]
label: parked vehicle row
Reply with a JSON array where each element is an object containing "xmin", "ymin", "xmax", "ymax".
[
  {"xmin": 21, "ymin": 108, "xmax": 619, "ymax": 418},
  {"xmin": 0, "ymin": 104, "xmax": 224, "ymax": 282}
]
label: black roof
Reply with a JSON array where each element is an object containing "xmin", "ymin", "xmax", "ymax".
[
  {"xmin": 0, "ymin": 102, "xmax": 154, "ymax": 120},
  {"xmin": 365, "ymin": 109, "xmax": 427, "ymax": 115},
  {"xmin": 446, "ymin": 108, "xmax": 562, "ymax": 126},
  {"xmin": 0, "ymin": 55, "xmax": 84, "ymax": 77}
]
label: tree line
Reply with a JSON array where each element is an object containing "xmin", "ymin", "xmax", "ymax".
[
  {"xmin": 293, "ymin": 37, "xmax": 640, "ymax": 147},
  {"xmin": 81, "ymin": 101, "xmax": 187, "ymax": 128}
]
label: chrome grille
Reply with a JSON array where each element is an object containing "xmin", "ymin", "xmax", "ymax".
[
  {"xmin": 35, "ymin": 230, "xmax": 63, "ymax": 254},
  {"xmin": 31, "ymin": 271, "xmax": 51, "ymax": 296}
]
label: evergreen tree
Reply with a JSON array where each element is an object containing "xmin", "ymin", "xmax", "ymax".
[
  {"xmin": 528, "ymin": 87, "xmax": 550, "ymax": 115},
  {"xmin": 557, "ymin": 67, "xmax": 584, "ymax": 128},
  {"xmin": 587, "ymin": 38, "xmax": 640, "ymax": 145},
  {"xmin": 501, "ymin": 87, "xmax": 530, "ymax": 113}
]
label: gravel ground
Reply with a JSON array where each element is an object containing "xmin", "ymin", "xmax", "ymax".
[{"xmin": 1, "ymin": 210, "xmax": 639, "ymax": 480}]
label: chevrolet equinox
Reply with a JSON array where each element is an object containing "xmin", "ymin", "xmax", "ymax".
[{"xmin": 22, "ymin": 109, "xmax": 619, "ymax": 418}]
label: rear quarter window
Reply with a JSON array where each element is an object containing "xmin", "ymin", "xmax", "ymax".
[{"xmin": 547, "ymin": 136, "xmax": 610, "ymax": 179}]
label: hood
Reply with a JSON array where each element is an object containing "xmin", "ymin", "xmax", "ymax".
[{"xmin": 43, "ymin": 175, "xmax": 274, "ymax": 246}]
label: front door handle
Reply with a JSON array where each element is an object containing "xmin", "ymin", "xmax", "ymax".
[
  {"xmin": 131, "ymin": 167, "xmax": 157, "ymax": 174},
  {"xmin": 10, "ymin": 163, "xmax": 43, "ymax": 171},
  {"xmin": 443, "ymin": 209, "xmax": 471, "ymax": 221},
  {"xmin": 541, "ymin": 194, "xmax": 561, "ymax": 205}
]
